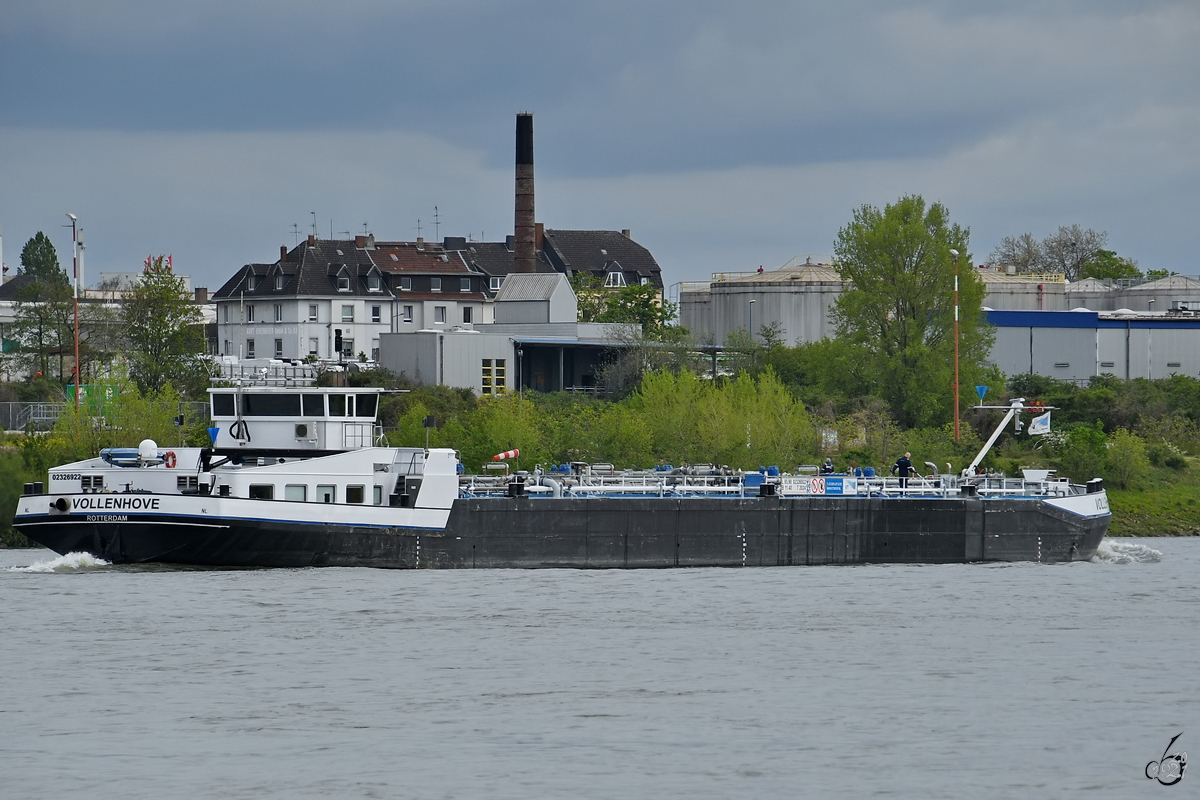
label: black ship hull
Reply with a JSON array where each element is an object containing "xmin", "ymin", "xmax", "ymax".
[{"xmin": 16, "ymin": 495, "xmax": 1110, "ymax": 569}]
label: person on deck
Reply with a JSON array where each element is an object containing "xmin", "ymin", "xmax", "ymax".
[
  {"xmin": 821, "ymin": 458, "xmax": 835, "ymax": 474},
  {"xmin": 892, "ymin": 452, "xmax": 913, "ymax": 488}
]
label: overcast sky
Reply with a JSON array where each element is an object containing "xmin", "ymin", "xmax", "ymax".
[{"xmin": 2, "ymin": 0, "xmax": 1197, "ymax": 290}]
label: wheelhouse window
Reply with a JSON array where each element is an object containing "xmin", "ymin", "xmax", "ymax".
[
  {"xmin": 346, "ymin": 485, "xmax": 365, "ymax": 504},
  {"xmin": 302, "ymin": 394, "xmax": 324, "ymax": 416},
  {"xmin": 249, "ymin": 484, "xmax": 274, "ymax": 500},
  {"xmin": 317, "ymin": 485, "xmax": 335, "ymax": 503},
  {"xmin": 285, "ymin": 485, "xmax": 307, "ymax": 501}
]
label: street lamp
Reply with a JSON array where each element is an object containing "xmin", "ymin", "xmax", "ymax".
[
  {"xmin": 66, "ymin": 213, "xmax": 80, "ymax": 408},
  {"xmin": 949, "ymin": 248, "xmax": 960, "ymax": 441}
]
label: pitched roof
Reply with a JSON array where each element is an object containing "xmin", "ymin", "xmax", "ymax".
[
  {"xmin": 212, "ymin": 238, "xmax": 390, "ymax": 300},
  {"xmin": 0, "ymin": 274, "xmax": 38, "ymax": 300},
  {"xmin": 493, "ymin": 273, "xmax": 566, "ymax": 301},
  {"xmin": 542, "ymin": 230, "xmax": 663, "ymax": 288},
  {"xmin": 452, "ymin": 241, "xmax": 556, "ymax": 277}
]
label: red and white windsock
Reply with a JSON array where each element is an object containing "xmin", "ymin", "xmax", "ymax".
[{"xmin": 492, "ymin": 449, "xmax": 520, "ymax": 461}]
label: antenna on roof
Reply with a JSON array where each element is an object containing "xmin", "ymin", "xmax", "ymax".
[
  {"xmin": 362, "ymin": 221, "xmax": 369, "ymax": 237},
  {"xmin": 416, "ymin": 219, "xmax": 422, "ymax": 239},
  {"xmin": 310, "ymin": 212, "xmax": 317, "ymax": 239},
  {"xmin": 291, "ymin": 223, "xmax": 300, "ymax": 245},
  {"xmin": 434, "ymin": 206, "xmax": 440, "ymax": 241}
]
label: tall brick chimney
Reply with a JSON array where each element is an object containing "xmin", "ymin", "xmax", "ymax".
[{"xmin": 514, "ymin": 112, "xmax": 536, "ymax": 273}]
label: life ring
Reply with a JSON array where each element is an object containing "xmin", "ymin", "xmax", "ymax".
[{"xmin": 164, "ymin": 451, "xmax": 177, "ymax": 469}]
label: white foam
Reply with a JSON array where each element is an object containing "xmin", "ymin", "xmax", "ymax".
[
  {"xmin": 8, "ymin": 552, "xmax": 111, "ymax": 573},
  {"xmin": 1092, "ymin": 539, "xmax": 1163, "ymax": 564}
]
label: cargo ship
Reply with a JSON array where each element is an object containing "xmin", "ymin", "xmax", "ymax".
[{"xmin": 13, "ymin": 386, "xmax": 1110, "ymax": 568}]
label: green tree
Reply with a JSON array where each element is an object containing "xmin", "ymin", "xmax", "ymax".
[
  {"xmin": 6, "ymin": 273, "xmax": 74, "ymax": 381},
  {"xmin": 596, "ymin": 283, "xmax": 679, "ymax": 335},
  {"xmin": 19, "ymin": 232, "xmax": 63, "ymax": 279},
  {"xmin": 1080, "ymin": 249, "xmax": 1141, "ymax": 281},
  {"xmin": 121, "ymin": 256, "xmax": 206, "ymax": 395},
  {"xmin": 569, "ymin": 273, "xmax": 608, "ymax": 323},
  {"xmin": 830, "ymin": 195, "xmax": 993, "ymax": 428},
  {"xmin": 1106, "ymin": 428, "xmax": 1149, "ymax": 489}
]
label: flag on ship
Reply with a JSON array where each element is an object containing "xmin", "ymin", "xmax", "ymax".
[{"xmin": 1029, "ymin": 411, "xmax": 1051, "ymax": 435}]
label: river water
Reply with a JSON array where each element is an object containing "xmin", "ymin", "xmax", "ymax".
[{"xmin": 1, "ymin": 538, "xmax": 1195, "ymax": 799}]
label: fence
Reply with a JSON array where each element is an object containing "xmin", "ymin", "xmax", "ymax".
[{"xmin": 1, "ymin": 401, "xmax": 211, "ymax": 432}]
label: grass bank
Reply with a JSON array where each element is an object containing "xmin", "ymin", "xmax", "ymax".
[{"xmin": 1106, "ymin": 461, "xmax": 1200, "ymax": 537}]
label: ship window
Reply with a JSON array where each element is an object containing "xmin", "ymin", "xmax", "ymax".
[
  {"xmin": 317, "ymin": 485, "xmax": 335, "ymax": 503},
  {"xmin": 346, "ymin": 485, "xmax": 365, "ymax": 504},
  {"xmin": 285, "ymin": 485, "xmax": 307, "ymax": 501},
  {"xmin": 241, "ymin": 393, "xmax": 301, "ymax": 416},
  {"xmin": 302, "ymin": 394, "xmax": 324, "ymax": 416},
  {"xmin": 355, "ymin": 394, "xmax": 377, "ymax": 418},
  {"xmin": 328, "ymin": 394, "xmax": 346, "ymax": 417},
  {"xmin": 249, "ymin": 484, "xmax": 275, "ymax": 500},
  {"xmin": 212, "ymin": 394, "xmax": 235, "ymax": 416},
  {"xmin": 373, "ymin": 486, "xmax": 383, "ymax": 505}
]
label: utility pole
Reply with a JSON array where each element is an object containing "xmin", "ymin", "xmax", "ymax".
[{"xmin": 950, "ymin": 249, "xmax": 960, "ymax": 441}]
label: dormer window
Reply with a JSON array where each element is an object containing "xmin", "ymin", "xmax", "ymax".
[
  {"xmin": 368, "ymin": 273, "xmax": 381, "ymax": 292},
  {"xmin": 489, "ymin": 276, "xmax": 502, "ymax": 291},
  {"xmin": 337, "ymin": 274, "xmax": 351, "ymax": 291},
  {"xmin": 401, "ymin": 276, "xmax": 411, "ymax": 291},
  {"xmin": 460, "ymin": 277, "xmax": 470, "ymax": 293},
  {"xmin": 247, "ymin": 275, "xmax": 259, "ymax": 290},
  {"xmin": 274, "ymin": 273, "xmax": 284, "ymax": 290},
  {"xmin": 604, "ymin": 271, "xmax": 626, "ymax": 288},
  {"xmin": 641, "ymin": 276, "xmax": 651, "ymax": 286},
  {"xmin": 431, "ymin": 277, "xmax": 442, "ymax": 293}
]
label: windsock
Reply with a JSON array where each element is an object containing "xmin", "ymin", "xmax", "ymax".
[{"xmin": 492, "ymin": 449, "xmax": 519, "ymax": 461}]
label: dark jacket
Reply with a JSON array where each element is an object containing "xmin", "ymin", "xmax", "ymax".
[{"xmin": 892, "ymin": 456, "xmax": 913, "ymax": 478}]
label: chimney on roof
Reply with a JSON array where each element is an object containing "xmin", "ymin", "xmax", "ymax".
[
  {"xmin": 194, "ymin": 287, "xmax": 208, "ymax": 304},
  {"xmin": 622, "ymin": 229, "xmax": 631, "ymax": 238},
  {"xmin": 280, "ymin": 245, "xmax": 288, "ymax": 262},
  {"xmin": 355, "ymin": 235, "xmax": 366, "ymax": 248},
  {"xmin": 307, "ymin": 234, "xmax": 315, "ymax": 245},
  {"xmin": 366, "ymin": 234, "xmax": 375, "ymax": 249},
  {"xmin": 416, "ymin": 237, "xmax": 425, "ymax": 251},
  {"xmin": 514, "ymin": 113, "xmax": 535, "ymax": 273}
]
